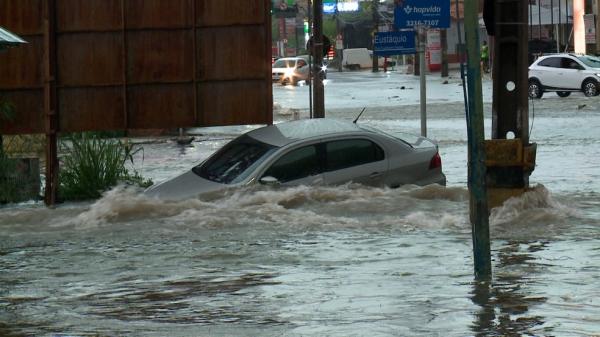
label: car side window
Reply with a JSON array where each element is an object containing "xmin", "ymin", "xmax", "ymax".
[
  {"xmin": 263, "ymin": 145, "xmax": 320, "ymax": 182},
  {"xmin": 538, "ymin": 57, "xmax": 561, "ymax": 68},
  {"xmin": 561, "ymin": 58, "xmax": 583, "ymax": 70},
  {"xmin": 325, "ymin": 139, "xmax": 384, "ymax": 172},
  {"xmin": 297, "ymin": 60, "xmax": 307, "ymax": 68}
]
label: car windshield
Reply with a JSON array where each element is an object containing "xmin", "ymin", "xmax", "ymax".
[
  {"xmin": 577, "ymin": 55, "xmax": 600, "ymax": 68},
  {"xmin": 192, "ymin": 134, "xmax": 278, "ymax": 184},
  {"xmin": 273, "ymin": 59, "xmax": 295, "ymax": 68}
]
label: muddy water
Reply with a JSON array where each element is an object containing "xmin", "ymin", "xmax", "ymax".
[{"xmin": 1, "ymin": 87, "xmax": 600, "ymax": 336}]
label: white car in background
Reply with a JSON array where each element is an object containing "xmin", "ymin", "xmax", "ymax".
[
  {"xmin": 528, "ymin": 53, "xmax": 600, "ymax": 98},
  {"xmin": 271, "ymin": 56, "xmax": 327, "ymax": 86}
]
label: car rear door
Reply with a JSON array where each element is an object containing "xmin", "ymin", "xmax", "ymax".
[
  {"xmin": 534, "ymin": 56, "xmax": 562, "ymax": 88},
  {"xmin": 321, "ymin": 138, "xmax": 388, "ymax": 186}
]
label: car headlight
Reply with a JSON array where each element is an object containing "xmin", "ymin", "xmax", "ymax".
[
  {"xmin": 595, "ymin": 73, "xmax": 600, "ymax": 77},
  {"xmin": 284, "ymin": 68, "xmax": 294, "ymax": 77},
  {"xmin": 321, "ymin": 64, "xmax": 328, "ymax": 72}
]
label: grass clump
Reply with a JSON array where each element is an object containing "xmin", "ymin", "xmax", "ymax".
[
  {"xmin": 0, "ymin": 152, "xmax": 19, "ymax": 203},
  {"xmin": 59, "ymin": 133, "xmax": 153, "ymax": 201}
]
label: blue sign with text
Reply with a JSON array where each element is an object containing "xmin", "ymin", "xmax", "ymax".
[
  {"xmin": 373, "ymin": 31, "xmax": 416, "ymax": 56},
  {"xmin": 394, "ymin": 0, "xmax": 450, "ymax": 28}
]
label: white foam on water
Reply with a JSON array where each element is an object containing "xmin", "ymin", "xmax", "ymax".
[
  {"xmin": 59, "ymin": 183, "xmax": 471, "ymax": 233},
  {"xmin": 489, "ymin": 184, "xmax": 584, "ymax": 240},
  {"xmin": 490, "ymin": 184, "xmax": 581, "ymax": 226}
]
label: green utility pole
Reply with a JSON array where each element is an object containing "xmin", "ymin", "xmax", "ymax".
[
  {"xmin": 464, "ymin": 0, "xmax": 491, "ymax": 280},
  {"xmin": 418, "ymin": 26, "xmax": 427, "ymax": 137}
]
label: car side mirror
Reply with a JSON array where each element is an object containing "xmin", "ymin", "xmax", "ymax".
[{"xmin": 259, "ymin": 176, "xmax": 280, "ymax": 186}]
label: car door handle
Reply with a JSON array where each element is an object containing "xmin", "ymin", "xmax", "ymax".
[{"xmin": 369, "ymin": 172, "xmax": 383, "ymax": 179}]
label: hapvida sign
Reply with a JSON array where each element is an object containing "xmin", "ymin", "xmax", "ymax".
[{"xmin": 395, "ymin": 0, "xmax": 450, "ymax": 28}]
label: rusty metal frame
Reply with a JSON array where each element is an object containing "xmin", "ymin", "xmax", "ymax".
[
  {"xmin": 44, "ymin": 0, "xmax": 59, "ymax": 205},
  {"xmin": 0, "ymin": 0, "xmax": 274, "ymax": 205}
]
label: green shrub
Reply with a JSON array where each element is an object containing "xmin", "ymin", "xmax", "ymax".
[
  {"xmin": 59, "ymin": 133, "xmax": 153, "ymax": 201},
  {"xmin": 0, "ymin": 152, "xmax": 19, "ymax": 203}
]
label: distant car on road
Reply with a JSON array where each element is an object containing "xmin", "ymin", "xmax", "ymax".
[
  {"xmin": 528, "ymin": 53, "xmax": 600, "ymax": 98},
  {"xmin": 272, "ymin": 56, "xmax": 326, "ymax": 86},
  {"xmin": 145, "ymin": 118, "xmax": 446, "ymax": 201},
  {"xmin": 342, "ymin": 48, "xmax": 395, "ymax": 70}
]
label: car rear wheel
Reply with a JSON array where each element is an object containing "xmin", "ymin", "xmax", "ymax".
[
  {"xmin": 556, "ymin": 91, "xmax": 571, "ymax": 97},
  {"xmin": 582, "ymin": 79, "xmax": 599, "ymax": 97},
  {"xmin": 528, "ymin": 79, "xmax": 543, "ymax": 99}
]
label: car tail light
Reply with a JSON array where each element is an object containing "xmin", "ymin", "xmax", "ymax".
[{"xmin": 429, "ymin": 152, "xmax": 442, "ymax": 170}]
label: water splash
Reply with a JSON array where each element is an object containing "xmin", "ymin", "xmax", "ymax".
[{"xmin": 490, "ymin": 184, "xmax": 583, "ymax": 240}]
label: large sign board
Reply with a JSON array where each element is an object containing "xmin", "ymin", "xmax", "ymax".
[
  {"xmin": 0, "ymin": 0, "xmax": 273, "ymax": 135},
  {"xmin": 373, "ymin": 31, "xmax": 416, "ymax": 56},
  {"xmin": 394, "ymin": 0, "xmax": 451, "ymax": 29}
]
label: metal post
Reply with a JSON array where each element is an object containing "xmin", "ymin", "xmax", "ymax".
[
  {"xmin": 44, "ymin": 0, "xmax": 58, "ymax": 206},
  {"xmin": 464, "ymin": 0, "xmax": 491, "ymax": 280},
  {"xmin": 312, "ymin": 0, "xmax": 325, "ymax": 118},
  {"xmin": 372, "ymin": 0, "xmax": 379, "ymax": 72},
  {"xmin": 419, "ymin": 26, "xmax": 427, "ymax": 137},
  {"xmin": 441, "ymin": 28, "xmax": 448, "ymax": 77}
]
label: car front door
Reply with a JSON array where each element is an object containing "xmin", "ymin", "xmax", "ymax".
[
  {"xmin": 535, "ymin": 56, "xmax": 562, "ymax": 88},
  {"xmin": 260, "ymin": 144, "xmax": 323, "ymax": 186},
  {"xmin": 560, "ymin": 57, "xmax": 585, "ymax": 89},
  {"xmin": 321, "ymin": 138, "xmax": 388, "ymax": 187}
]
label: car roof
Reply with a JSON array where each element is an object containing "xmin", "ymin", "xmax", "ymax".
[
  {"xmin": 247, "ymin": 118, "xmax": 370, "ymax": 147},
  {"xmin": 276, "ymin": 57, "xmax": 304, "ymax": 61}
]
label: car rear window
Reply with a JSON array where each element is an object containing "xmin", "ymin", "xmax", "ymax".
[
  {"xmin": 325, "ymin": 139, "xmax": 384, "ymax": 172},
  {"xmin": 193, "ymin": 134, "xmax": 277, "ymax": 184}
]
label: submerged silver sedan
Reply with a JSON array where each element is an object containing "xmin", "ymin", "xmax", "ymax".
[{"xmin": 145, "ymin": 118, "xmax": 446, "ymax": 200}]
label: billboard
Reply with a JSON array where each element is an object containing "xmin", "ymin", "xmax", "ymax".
[
  {"xmin": 394, "ymin": 0, "xmax": 451, "ymax": 28},
  {"xmin": 323, "ymin": 0, "xmax": 359, "ymax": 14},
  {"xmin": 0, "ymin": 0, "xmax": 273, "ymax": 135}
]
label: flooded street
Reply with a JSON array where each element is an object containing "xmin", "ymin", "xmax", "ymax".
[{"xmin": 1, "ymin": 71, "xmax": 600, "ymax": 336}]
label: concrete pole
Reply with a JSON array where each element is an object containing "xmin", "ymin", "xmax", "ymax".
[{"xmin": 574, "ymin": 0, "xmax": 586, "ymax": 53}]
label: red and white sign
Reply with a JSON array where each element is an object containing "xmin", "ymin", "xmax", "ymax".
[
  {"xmin": 426, "ymin": 29, "xmax": 441, "ymax": 72},
  {"xmin": 584, "ymin": 14, "xmax": 596, "ymax": 44}
]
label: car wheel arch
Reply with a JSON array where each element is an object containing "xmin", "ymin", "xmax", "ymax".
[
  {"xmin": 581, "ymin": 78, "xmax": 599, "ymax": 96},
  {"xmin": 528, "ymin": 78, "xmax": 544, "ymax": 98}
]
